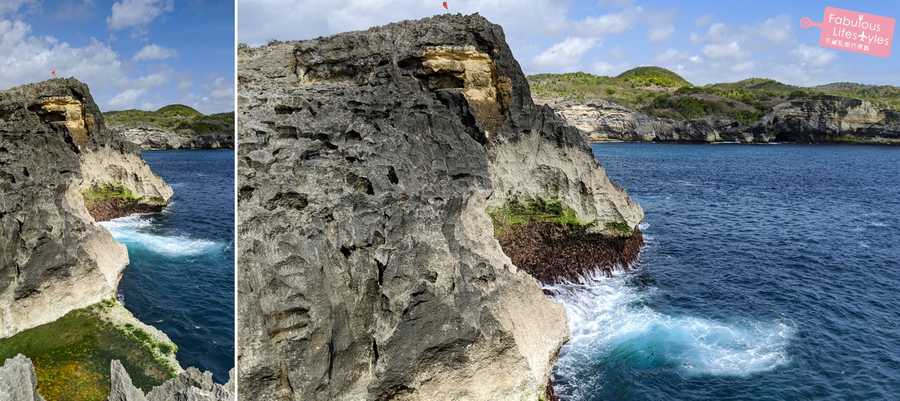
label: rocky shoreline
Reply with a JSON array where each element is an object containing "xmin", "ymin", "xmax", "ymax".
[
  {"xmin": 238, "ymin": 13, "xmax": 642, "ymax": 401},
  {"xmin": 116, "ymin": 126, "xmax": 234, "ymax": 150},
  {"xmin": 539, "ymin": 95, "xmax": 900, "ymax": 145},
  {"xmin": 0, "ymin": 79, "xmax": 228, "ymax": 400}
]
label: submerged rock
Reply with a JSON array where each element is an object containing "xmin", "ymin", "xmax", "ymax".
[
  {"xmin": 0, "ymin": 79, "xmax": 172, "ymax": 338},
  {"xmin": 0, "ymin": 355, "xmax": 43, "ymax": 401},
  {"xmin": 238, "ymin": 13, "xmax": 642, "ymax": 401}
]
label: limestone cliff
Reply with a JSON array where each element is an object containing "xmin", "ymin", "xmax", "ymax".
[
  {"xmin": 116, "ymin": 126, "xmax": 234, "ymax": 150},
  {"xmin": 238, "ymin": 14, "xmax": 642, "ymax": 401},
  {"xmin": 0, "ymin": 79, "xmax": 172, "ymax": 338},
  {"xmin": 543, "ymin": 96, "xmax": 900, "ymax": 144}
]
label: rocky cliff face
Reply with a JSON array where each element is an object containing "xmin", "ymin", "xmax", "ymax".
[
  {"xmin": 238, "ymin": 14, "xmax": 642, "ymax": 401},
  {"xmin": 544, "ymin": 96, "xmax": 900, "ymax": 144},
  {"xmin": 116, "ymin": 127, "xmax": 234, "ymax": 150},
  {"xmin": 0, "ymin": 79, "xmax": 172, "ymax": 338}
]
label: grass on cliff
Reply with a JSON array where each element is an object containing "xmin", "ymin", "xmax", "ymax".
[
  {"xmin": 488, "ymin": 197, "xmax": 591, "ymax": 237},
  {"xmin": 0, "ymin": 300, "xmax": 177, "ymax": 401},
  {"xmin": 82, "ymin": 183, "xmax": 164, "ymax": 208}
]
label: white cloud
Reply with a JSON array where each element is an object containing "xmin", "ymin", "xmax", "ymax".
[
  {"xmin": 107, "ymin": 0, "xmax": 173, "ymax": 31},
  {"xmin": 792, "ymin": 45, "xmax": 836, "ymax": 67},
  {"xmin": 108, "ymin": 88, "xmax": 146, "ymax": 107},
  {"xmin": 133, "ymin": 44, "xmax": 176, "ymax": 61},
  {"xmin": 655, "ymin": 48, "xmax": 684, "ymax": 63},
  {"xmin": 533, "ymin": 37, "xmax": 596, "ymax": 70},
  {"xmin": 648, "ymin": 25, "xmax": 674, "ymax": 42},
  {"xmin": 0, "ymin": 0, "xmax": 35, "ymax": 15},
  {"xmin": 703, "ymin": 41, "xmax": 744, "ymax": 59},
  {"xmin": 758, "ymin": 15, "xmax": 792, "ymax": 44},
  {"xmin": 645, "ymin": 9, "xmax": 675, "ymax": 42},
  {"xmin": 689, "ymin": 55, "xmax": 702, "ymax": 64},
  {"xmin": 576, "ymin": 7, "xmax": 639, "ymax": 36},
  {"xmin": 0, "ymin": 19, "xmax": 126, "ymax": 91},
  {"xmin": 695, "ymin": 15, "xmax": 713, "ymax": 27},
  {"xmin": 590, "ymin": 61, "xmax": 631, "ymax": 76}
]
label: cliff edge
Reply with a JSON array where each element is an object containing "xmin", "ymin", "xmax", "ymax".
[
  {"xmin": 0, "ymin": 78, "xmax": 172, "ymax": 338},
  {"xmin": 238, "ymin": 14, "xmax": 642, "ymax": 401}
]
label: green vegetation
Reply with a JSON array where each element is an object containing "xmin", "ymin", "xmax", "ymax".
[
  {"xmin": 104, "ymin": 104, "xmax": 234, "ymax": 134},
  {"xmin": 0, "ymin": 301, "xmax": 177, "ymax": 401},
  {"xmin": 615, "ymin": 66, "xmax": 691, "ymax": 89},
  {"xmin": 605, "ymin": 222, "xmax": 633, "ymax": 236},
  {"xmin": 81, "ymin": 183, "xmax": 164, "ymax": 208},
  {"xmin": 488, "ymin": 197, "xmax": 591, "ymax": 236},
  {"xmin": 528, "ymin": 67, "xmax": 900, "ymax": 123},
  {"xmin": 82, "ymin": 183, "xmax": 139, "ymax": 206}
]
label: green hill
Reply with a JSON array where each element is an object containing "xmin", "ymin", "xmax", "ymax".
[
  {"xmin": 104, "ymin": 105, "xmax": 233, "ymax": 133},
  {"xmin": 528, "ymin": 67, "xmax": 900, "ymax": 122},
  {"xmin": 615, "ymin": 66, "xmax": 691, "ymax": 89}
]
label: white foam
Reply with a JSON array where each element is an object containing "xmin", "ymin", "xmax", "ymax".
[
  {"xmin": 546, "ymin": 270, "xmax": 793, "ymax": 378},
  {"xmin": 100, "ymin": 216, "xmax": 221, "ymax": 257}
]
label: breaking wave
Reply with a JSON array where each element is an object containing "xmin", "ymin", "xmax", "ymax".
[
  {"xmin": 100, "ymin": 215, "xmax": 221, "ymax": 257},
  {"xmin": 547, "ymin": 270, "xmax": 793, "ymax": 398}
]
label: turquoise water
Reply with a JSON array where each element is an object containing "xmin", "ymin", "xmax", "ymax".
[
  {"xmin": 550, "ymin": 143, "xmax": 900, "ymax": 400},
  {"xmin": 101, "ymin": 150, "xmax": 234, "ymax": 383}
]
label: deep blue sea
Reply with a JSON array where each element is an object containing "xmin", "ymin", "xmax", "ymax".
[
  {"xmin": 550, "ymin": 143, "xmax": 900, "ymax": 400},
  {"xmin": 100, "ymin": 150, "xmax": 234, "ymax": 383}
]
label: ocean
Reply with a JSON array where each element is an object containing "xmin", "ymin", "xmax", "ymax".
[
  {"xmin": 550, "ymin": 143, "xmax": 900, "ymax": 400},
  {"xmin": 100, "ymin": 150, "xmax": 234, "ymax": 383}
]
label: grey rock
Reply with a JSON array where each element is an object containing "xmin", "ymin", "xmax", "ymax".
[
  {"xmin": 115, "ymin": 127, "xmax": 234, "ymax": 150},
  {"xmin": 0, "ymin": 79, "xmax": 172, "ymax": 338},
  {"xmin": 0, "ymin": 355, "xmax": 43, "ymax": 401},
  {"xmin": 106, "ymin": 360, "xmax": 233, "ymax": 401},
  {"xmin": 238, "ymin": 14, "xmax": 641, "ymax": 401},
  {"xmin": 543, "ymin": 95, "xmax": 900, "ymax": 144},
  {"xmin": 108, "ymin": 360, "xmax": 148, "ymax": 401}
]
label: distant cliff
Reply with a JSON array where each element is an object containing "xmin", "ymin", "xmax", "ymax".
[
  {"xmin": 105, "ymin": 105, "xmax": 234, "ymax": 150},
  {"xmin": 238, "ymin": 14, "xmax": 642, "ymax": 401},
  {"xmin": 532, "ymin": 69, "xmax": 900, "ymax": 144}
]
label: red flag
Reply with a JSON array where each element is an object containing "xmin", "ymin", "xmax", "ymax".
[
  {"xmin": 51, "ymin": 68, "xmax": 56, "ymax": 78},
  {"xmin": 442, "ymin": 1, "xmax": 448, "ymax": 9}
]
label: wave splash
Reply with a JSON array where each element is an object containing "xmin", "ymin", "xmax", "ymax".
[
  {"xmin": 547, "ymin": 270, "xmax": 793, "ymax": 382},
  {"xmin": 100, "ymin": 215, "xmax": 221, "ymax": 257}
]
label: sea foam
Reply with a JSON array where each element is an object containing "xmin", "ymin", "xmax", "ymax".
[
  {"xmin": 100, "ymin": 215, "xmax": 221, "ymax": 257},
  {"xmin": 547, "ymin": 270, "xmax": 793, "ymax": 379}
]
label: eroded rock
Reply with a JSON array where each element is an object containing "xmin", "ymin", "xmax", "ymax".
[
  {"xmin": 0, "ymin": 355, "xmax": 43, "ymax": 401},
  {"xmin": 0, "ymin": 78, "xmax": 172, "ymax": 338},
  {"xmin": 238, "ymin": 14, "xmax": 642, "ymax": 401}
]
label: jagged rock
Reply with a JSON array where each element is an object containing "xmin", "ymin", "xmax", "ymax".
[
  {"xmin": 238, "ymin": 14, "xmax": 642, "ymax": 401},
  {"xmin": 106, "ymin": 360, "xmax": 233, "ymax": 401},
  {"xmin": 108, "ymin": 360, "xmax": 148, "ymax": 401},
  {"xmin": 542, "ymin": 95, "xmax": 900, "ymax": 144},
  {"xmin": 751, "ymin": 95, "xmax": 900, "ymax": 142},
  {"xmin": 0, "ymin": 79, "xmax": 172, "ymax": 338},
  {"xmin": 116, "ymin": 127, "xmax": 234, "ymax": 150},
  {"xmin": 0, "ymin": 355, "xmax": 43, "ymax": 401}
]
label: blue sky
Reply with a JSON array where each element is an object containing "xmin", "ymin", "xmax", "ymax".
[
  {"xmin": 1, "ymin": 0, "xmax": 234, "ymax": 113},
  {"xmin": 239, "ymin": 0, "xmax": 899, "ymax": 86}
]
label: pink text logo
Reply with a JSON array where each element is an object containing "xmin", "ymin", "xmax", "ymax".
[{"xmin": 801, "ymin": 7, "xmax": 895, "ymax": 57}]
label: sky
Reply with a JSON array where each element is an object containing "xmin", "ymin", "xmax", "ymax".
[
  {"xmin": 1, "ymin": 0, "xmax": 234, "ymax": 113},
  {"xmin": 238, "ymin": 0, "xmax": 900, "ymax": 87}
]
